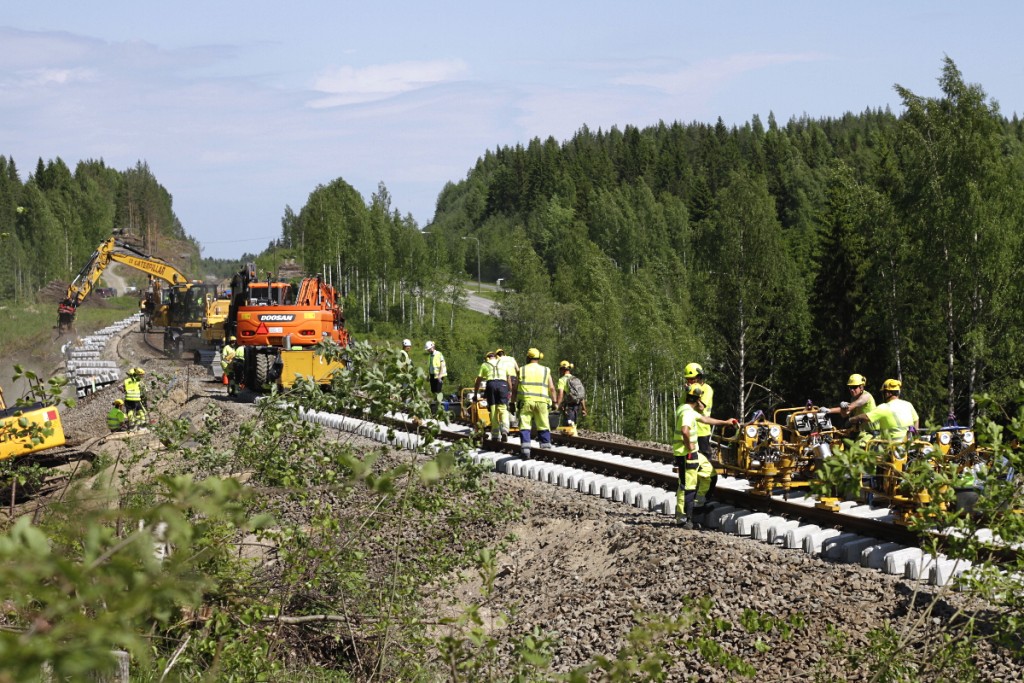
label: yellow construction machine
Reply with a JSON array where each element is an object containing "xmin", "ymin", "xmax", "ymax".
[
  {"xmin": 774, "ymin": 404, "xmax": 846, "ymax": 489},
  {"xmin": 64, "ymin": 233, "xmax": 217, "ymax": 359},
  {"xmin": 713, "ymin": 410, "xmax": 791, "ymax": 495},
  {"xmin": 0, "ymin": 385, "xmax": 66, "ymax": 461},
  {"xmin": 859, "ymin": 418, "xmax": 988, "ymax": 525},
  {"xmin": 458, "ymin": 386, "xmax": 519, "ymax": 438}
]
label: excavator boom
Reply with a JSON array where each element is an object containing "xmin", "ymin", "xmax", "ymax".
[{"xmin": 63, "ymin": 234, "xmax": 188, "ymax": 312}]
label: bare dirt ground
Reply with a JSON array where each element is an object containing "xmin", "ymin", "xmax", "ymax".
[{"xmin": 18, "ymin": 322, "xmax": 1024, "ymax": 681}]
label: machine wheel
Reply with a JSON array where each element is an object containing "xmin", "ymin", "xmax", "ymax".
[{"xmin": 255, "ymin": 353, "xmax": 272, "ymax": 387}]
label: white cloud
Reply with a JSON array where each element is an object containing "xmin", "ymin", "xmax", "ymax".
[
  {"xmin": 18, "ymin": 67, "xmax": 98, "ymax": 87},
  {"xmin": 308, "ymin": 59, "xmax": 469, "ymax": 107},
  {"xmin": 614, "ymin": 52, "xmax": 825, "ymax": 95}
]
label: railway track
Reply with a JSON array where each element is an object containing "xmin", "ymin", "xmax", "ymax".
[
  {"xmin": 294, "ymin": 405, "xmax": 984, "ymax": 588},
  {"xmin": 95, "ymin": 320, "xmax": 985, "ymax": 590}
]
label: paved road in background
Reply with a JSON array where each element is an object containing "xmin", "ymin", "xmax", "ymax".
[{"xmin": 464, "ymin": 290, "xmax": 498, "ymax": 316}]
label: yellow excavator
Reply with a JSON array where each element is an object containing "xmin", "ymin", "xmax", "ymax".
[
  {"xmin": 0, "ymin": 385, "xmax": 66, "ymax": 461},
  {"xmin": 62, "ymin": 232, "xmax": 216, "ymax": 359}
]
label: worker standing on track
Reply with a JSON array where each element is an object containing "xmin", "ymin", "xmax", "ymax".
[
  {"xmin": 849, "ymin": 378, "xmax": 919, "ymax": 442},
  {"xmin": 123, "ymin": 367, "xmax": 147, "ymax": 430},
  {"xmin": 554, "ymin": 360, "xmax": 587, "ymax": 436},
  {"xmin": 673, "ymin": 384, "xmax": 739, "ymax": 529},
  {"xmin": 107, "ymin": 399, "xmax": 127, "ymax": 432},
  {"xmin": 684, "ymin": 363, "xmax": 715, "ymax": 459},
  {"xmin": 825, "ymin": 373, "xmax": 877, "ymax": 444},
  {"xmin": 475, "ymin": 350, "xmax": 509, "ymax": 441},
  {"xmin": 514, "ymin": 348, "xmax": 557, "ymax": 457},
  {"xmin": 425, "ymin": 340, "xmax": 447, "ymax": 410}
]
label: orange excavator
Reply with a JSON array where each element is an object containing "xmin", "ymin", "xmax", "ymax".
[{"xmin": 225, "ymin": 264, "xmax": 349, "ymax": 391}]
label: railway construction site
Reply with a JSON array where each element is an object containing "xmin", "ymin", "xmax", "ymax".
[{"xmin": 2, "ymin": 315, "xmax": 1022, "ymax": 681}]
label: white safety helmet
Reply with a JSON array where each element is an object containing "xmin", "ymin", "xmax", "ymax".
[
  {"xmin": 424, "ymin": 340, "xmax": 435, "ymax": 351},
  {"xmin": 402, "ymin": 339, "xmax": 412, "ymax": 348}
]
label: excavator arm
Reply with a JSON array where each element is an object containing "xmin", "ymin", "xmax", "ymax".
[{"xmin": 62, "ymin": 235, "xmax": 189, "ymax": 321}]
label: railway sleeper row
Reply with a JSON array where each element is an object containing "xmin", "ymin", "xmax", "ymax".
[{"xmin": 296, "ymin": 406, "xmax": 992, "ymax": 589}]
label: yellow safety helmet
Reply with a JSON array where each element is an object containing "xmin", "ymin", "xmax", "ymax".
[
  {"xmin": 485, "ymin": 350, "xmax": 496, "ymax": 359},
  {"xmin": 526, "ymin": 347, "xmax": 543, "ymax": 360},
  {"xmin": 130, "ymin": 367, "xmax": 145, "ymax": 376},
  {"xmin": 686, "ymin": 384, "xmax": 704, "ymax": 401},
  {"xmin": 228, "ymin": 335, "xmax": 237, "ymax": 342},
  {"xmin": 113, "ymin": 399, "xmax": 124, "ymax": 407},
  {"xmin": 684, "ymin": 362, "xmax": 703, "ymax": 379},
  {"xmin": 847, "ymin": 373, "xmax": 867, "ymax": 387},
  {"xmin": 882, "ymin": 378, "xmax": 902, "ymax": 393},
  {"xmin": 495, "ymin": 348, "xmax": 505, "ymax": 355},
  {"xmin": 559, "ymin": 360, "xmax": 572, "ymax": 369}
]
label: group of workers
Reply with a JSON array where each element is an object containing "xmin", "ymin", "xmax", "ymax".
[
  {"xmin": 471, "ymin": 346, "xmax": 588, "ymax": 451},
  {"xmin": 824, "ymin": 373, "xmax": 920, "ymax": 443},
  {"xmin": 672, "ymin": 367, "xmax": 920, "ymax": 529},
  {"xmin": 111, "ymin": 325, "xmax": 920, "ymax": 529},
  {"xmin": 399, "ymin": 339, "xmax": 590, "ymax": 452},
  {"xmin": 106, "ymin": 367, "xmax": 148, "ymax": 432}
]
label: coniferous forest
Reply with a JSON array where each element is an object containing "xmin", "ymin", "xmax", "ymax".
[
  {"xmin": 5, "ymin": 58, "xmax": 1024, "ymax": 442},
  {"xmin": 284, "ymin": 58, "xmax": 1024, "ymax": 440}
]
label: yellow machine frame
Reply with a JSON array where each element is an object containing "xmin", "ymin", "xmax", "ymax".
[
  {"xmin": 0, "ymin": 387, "xmax": 66, "ymax": 461},
  {"xmin": 714, "ymin": 415, "xmax": 788, "ymax": 495},
  {"xmin": 279, "ymin": 350, "xmax": 346, "ymax": 388}
]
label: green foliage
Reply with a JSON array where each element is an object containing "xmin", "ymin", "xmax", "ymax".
[{"xmin": 0, "ymin": 475, "xmax": 260, "ymax": 682}]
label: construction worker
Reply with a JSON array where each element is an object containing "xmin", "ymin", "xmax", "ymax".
[
  {"xmin": 684, "ymin": 362, "xmax": 715, "ymax": 459},
  {"xmin": 513, "ymin": 348, "xmax": 557, "ymax": 457},
  {"xmin": 475, "ymin": 350, "xmax": 509, "ymax": 441},
  {"xmin": 495, "ymin": 350, "xmax": 520, "ymax": 430},
  {"xmin": 555, "ymin": 361, "xmax": 588, "ymax": 436},
  {"xmin": 424, "ymin": 341, "xmax": 447, "ymax": 409},
  {"xmin": 825, "ymin": 373, "xmax": 877, "ymax": 442},
  {"xmin": 230, "ymin": 343, "xmax": 246, "ymax": 396},
  {"xmin": 221, "ymin": 336, "xmax": 237, "ymax": 393},
  {"xmin": 123, "ymin": 367, "xmax": 147, "ymax": 429},
  {"xmin": 673, "ymin": 384, "xmax": 739, "ymax": 529},
  {"xmin": 400, "ymin": 339, "xmax": 413, "ymax": 365},
  {"xmin": 106, "ymin": 399, "xmax": 127, "ymax": 432},
  {"xmin": 849, "ymin": 378, "xmax": 919, "ymax": 442}
]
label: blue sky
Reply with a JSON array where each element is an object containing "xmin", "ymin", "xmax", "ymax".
[{"xmin": 2, "ymin": 2, "xmax": 1022, "ymax": 259}]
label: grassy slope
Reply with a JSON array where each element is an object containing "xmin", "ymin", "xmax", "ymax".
[{"xmin": 0, "ymin": 297, "xmax": 139, "ymax": 397}]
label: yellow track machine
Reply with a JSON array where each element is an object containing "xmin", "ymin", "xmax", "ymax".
[
  {"xmin": 0, "ymin": 386, "xmax": 66, "ymax": 461},
  {"xmin": 775, "ymin": 404, "xmax": 846, "ymax": 489},
  {"xmin": 862, "ymin": 419, "xmax": 987, "ymax": 525},
  {"xmin": 713, "ymin": 410, "xmax": 791, "ymax": 495}
]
